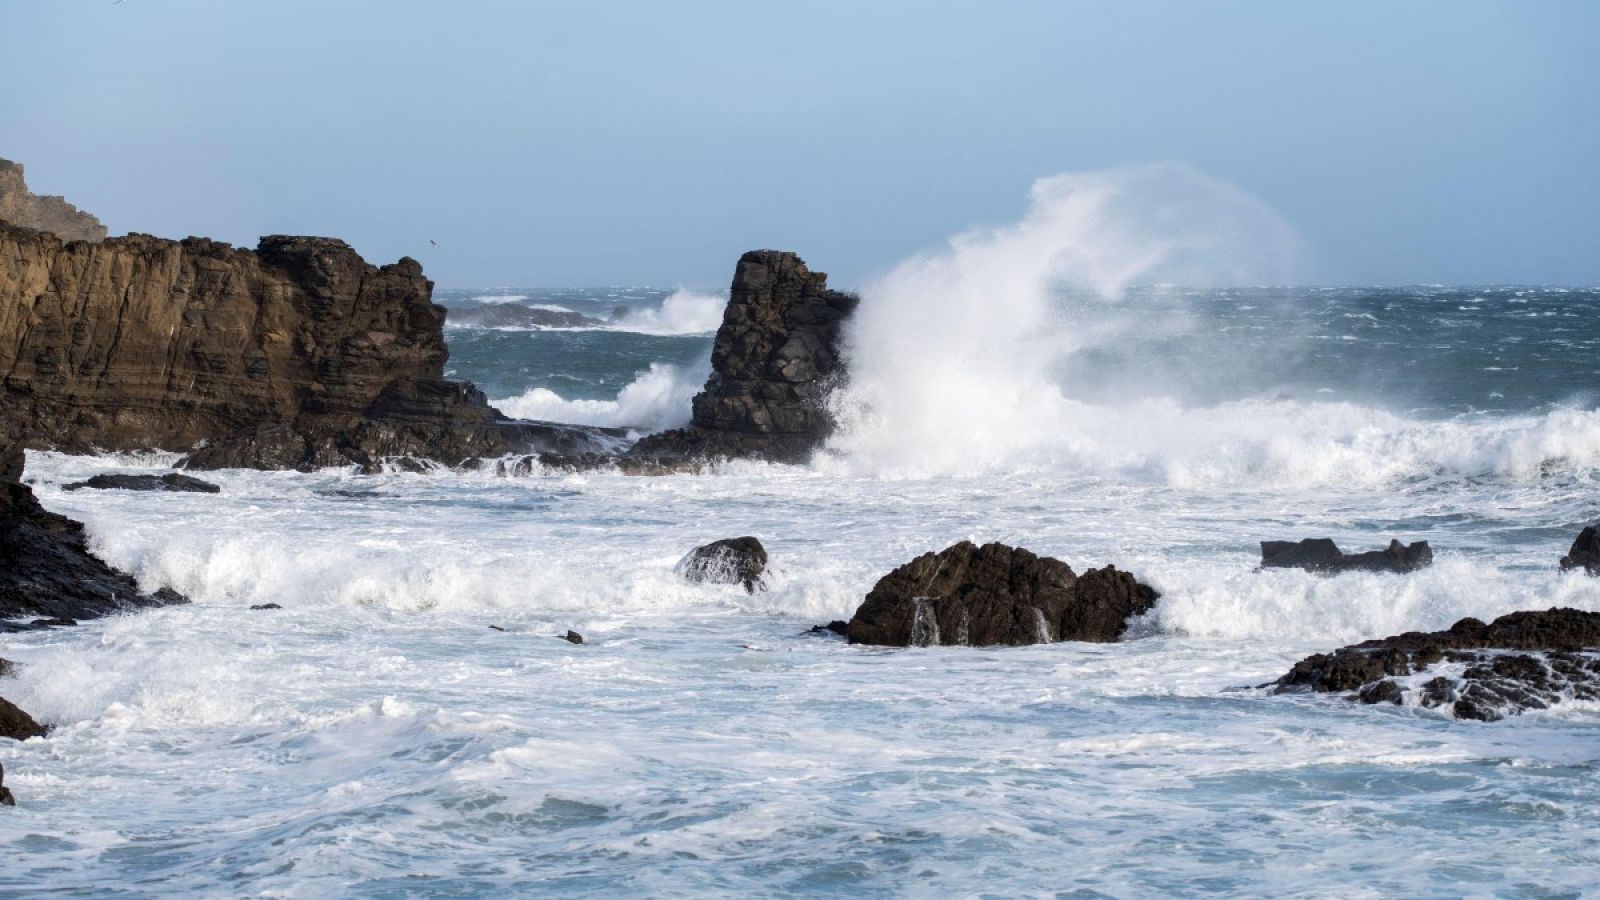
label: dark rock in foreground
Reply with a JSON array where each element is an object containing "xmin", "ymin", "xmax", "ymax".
[
  {"xmin": 64, "ymin": 472, "xmax": 221, "ymax": 493},
  {"xmin": 0, "ymin": 696, "xmax": 44, "ymax": 742},
  {"xmin": 1559, "ymin": 526, "xmax": 1600, "ymax": 575},
  {"xmin": 1274, "ymin": 607, "xmax": 1600, "ymax": 721},
  {"xmin": 629, "ymin": 251, "xmax": 858, "ymax": 465},
  {"xmin": 676, "ymin": 537, "xmax": 768, "ymax": 592},
  {"xmin": 1260, "ymin": 538, "xmax": 1433, "ymax": 574},
  {"xmin": 445, "ymin": 304, "xmax": 605, "ymax": 330},
  {"xmin": 847, "ymin": 541, "xmax": 1159, "ymax": 647},
  {"xmin": 0, "ymin": 438, "xmax": 188, "ymax": 621}
]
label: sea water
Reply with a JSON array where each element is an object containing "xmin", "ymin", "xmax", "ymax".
[{"xmin": 5, "ymin": 171, "xmax": 1600, "ymax": 895}]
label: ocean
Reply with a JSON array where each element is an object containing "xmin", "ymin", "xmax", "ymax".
[{"xmin": 3, "ymin": 275, "xmax": 1600, "ymax": 896}]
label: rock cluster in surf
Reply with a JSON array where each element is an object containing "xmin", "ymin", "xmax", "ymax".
[
  {"xmin": 0, "ymin": 435, "xmax": 188, "ymax": 624},
  {"xmin": 1260, "ymin": 538, "xmax": 1433, "ymax": 574},
  {"xmin": 1274, "ymin": 608, "xmax": 1600, "ymax": 721},
  {"xmin": 846, "ymin": 541, "xmax": 1159, "ymax": 647},
  {"xmin": 629, "ymin": 251, "xmax": 858, "ymax": 464},
  {"xmin": 0, "ymin": 158, "xmax": 106, "ymax": 243}
]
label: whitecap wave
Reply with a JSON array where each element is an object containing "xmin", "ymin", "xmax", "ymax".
[
  {"xmin": 492, "ymin": 361, "xmax": 708, "ymax": 431},
  {"xmin": 609, "ymin": 289, "xmax": 725, "ymax": 335}
]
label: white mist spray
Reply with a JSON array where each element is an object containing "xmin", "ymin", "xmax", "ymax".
[{"xmin": 824, "ymin": 163, "xmax": 1306, "ymax": 476}]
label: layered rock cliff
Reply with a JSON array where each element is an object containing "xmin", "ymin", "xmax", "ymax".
[
  {"xmin": 628, "ymin": 251, "xmax": 857, "ymax": 464},
  {"xmin": 0, "ymin": 223, "xmax": 617, "ymax": 470},
  {"xmin": 0, "ymin": 159, "xmax": 106, "ymax": 243}
]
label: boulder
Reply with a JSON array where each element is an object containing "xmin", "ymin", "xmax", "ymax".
[
  {"xmin": 676, "ymin": 537, "xmax": 768, "ymax": 592},
  {"xmin": 63, "ymin": 472, "xmax": 221, "ymax": 493},
  {"xmin": 563, "ymin": 630, "xmax": 584, "ymax": 645},
  {"xmin": 1274, "ymin": 607, "xmax": 1600, "ymax": 721},
  {"xmin": 806, "ymin": 620, "xmax": 850, "ymax": 637},
  {"xmin": 1260, "ymin": 538, "xmax": 1432, "ymax": 574},
  {"xmin": 1, "ymin": 435, "xmax": 188, "ymax": 621},
  {"xmin": 628, "ymin": 251, "xmax": 858, "ymax": 464},
  {"xmin": 0, "ymin": 696, "xmax": 44, "ymax": 742},
  {"xmin": 1559, "ymin": 526, "xmax": 1600, "ymax": 575},
  {"xmin": 0, "ymin": 761, "xmax": 14, "ymax": 806},
  {"xmin": 846, "ymin": 541, "xmax": 1159, "ymax": 647}
]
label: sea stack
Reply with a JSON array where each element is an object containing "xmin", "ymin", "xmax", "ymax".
[{"xmin": 628, "ymin": 250, "xmax": 858, "ymax": 464}]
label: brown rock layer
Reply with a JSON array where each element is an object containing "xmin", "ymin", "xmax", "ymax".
[
  {"xmin": 0, "ymin": 223, "xmax": 617, "ymax": 470},
  {"xmin": 629, "ymin": 250, "xmax": 857, "ymax": 464},
  {"xmin": 0, "ymin": 159, "xmax": 106, "ymax": 243}
]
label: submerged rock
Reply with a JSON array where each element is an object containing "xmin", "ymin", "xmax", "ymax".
[
  {"xmin": 1273, "ymin": 607, "xmax": 1600, "ymax": 721},
  {"xmin": 846, "ymin": 541, "xmax": 1159, "ymax": 647},
  {"xmin": 0, "ymin": 437, "xmax": 188, "ymax": 621},
  {"xmin": 1260, "ymin": 538, "xmax": 1432, "ymax": 574},
  {"xmin": 0, "ymin": 696, "xmax": 44, "ymax": 742},
  {"xmin": 676, "ymin": 537, "xmax": 768, "ymax": 592},
  {"xmin": 1559, "ymin": 526, "xmax": 1600, "ymax": 575},
  {"xmin": 64, "ymin": 472, "xmax": 221, "ymax": 493},
  {"xmin": 628, "ymin": 251, "xmax": 858, "ymax": 464},
  {"xmin": 250, "ymin": 603, "xmax": 283, "ymax": 611},
  {"xmin": 806, "ymin": 621, "xmax": 850, "ymax": 638}
]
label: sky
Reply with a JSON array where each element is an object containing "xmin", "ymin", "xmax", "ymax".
[{"xmin": 2, "ymin": 1, "xmax": 1597, "ymax": 289}]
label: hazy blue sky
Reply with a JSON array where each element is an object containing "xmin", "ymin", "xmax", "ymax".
[{"xmin": 3, "ymin": 1, "xmax": 1596, "ymax": 288}]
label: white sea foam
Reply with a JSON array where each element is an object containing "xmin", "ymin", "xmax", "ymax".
[
  {"xmin": 469, "ymin": 293, "xmax": 534, "ymax": 305},
  {"xmin": 608, "ymin": 288, "xmax": 725, "ymax": 335},
  {"xmin": 492, "ymin": 360, "xmax": 709, "ymax": 431}
]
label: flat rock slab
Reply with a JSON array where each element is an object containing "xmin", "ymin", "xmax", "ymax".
[
  {"xmin": 1260, "ymin": 538, "xmax": 1432, "ymax": 574},
  {"xmin": 64, "ymin": 472, "xmax": 220, "ymax": 493}
]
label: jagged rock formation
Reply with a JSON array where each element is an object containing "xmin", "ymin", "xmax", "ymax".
[
  {"xmin": 676, "ymin": 536, "xmax": 768, "ymax": 592},
  {"xmin": 846, "ymin": 541, "xmax": 1160, "ymax": 647},
  {"xmin": 0, "ymin": 223, "xmax": 618, "ymax": 470},
  {"xmin": 0, "ymin": 436, "xmax": 187, "ymax": 622},
  {"xmin": 1274, "ymin": 608, "xmax": 1600, "ymax": 721},
  {"xmin": 0, "ymin": 159, "xmax": 106, "ymax": 243},
  {"xmin": 1260, "ymin": 538, "xmax": 1433, "ymax": 574},
  {"xmin": 628, "ymin": 251, "xmax": 858, "ymax": 464},
  {"xmin": 1559, "ymin": 526, "xmax": 1600, "ymax": 575}
]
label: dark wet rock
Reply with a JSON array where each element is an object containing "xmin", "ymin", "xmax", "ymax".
[
  {"xmin": 1274, "ymin": 607, "xmax": 1600, "ymax": 720},
  {"xmin": 1260, "ymin": 538, "xmax": 1433, "ymax": 574},
  {"xmin": 846, "ymin": 541, "xmax": 1160, "ymax": 648},
  {"xmin": 0, "ymin": 435, "xmax": 189, "ymax": 621},
  {"xmin": 249, "ymin": 603, "xmax": 282, "ymax": 611},
  {"xmin": 806, "ymin": 620, "xmax": 850, "ymax": 637},
  {"xmin": 445, "ymin": 304, "xmax": 605, "ymax": 330},
  {"xmin": 0, "ymin": 658, "xmax": 14, "ymax": 678},
  {"xmin": 563, "ymin": 630, "xmax": 584, "ymax": 645},
  {"xmin": 676, "ymin": 537, "xmax": 768, "ymax": 592},
  {"xmin": 1559, "ymin": 526, "xmax": 1600, "ymax": 575},
  {"xmin": 27, "ymin": 617, "xmax": 77, "ymax": 628},
  {"xmin": 628, "ymin": 251, "xmax": 858, "ymax": 465},
  {"xmin": 0, "ymin": 222, "xmax": 618, "ymax": 471},
  {"xmin": 0, "ymin": 696, "xmax": 45, "ymax": 742},
  {"xmin": 0, "ymin": 761, "xmax": 14, "ymax": 806},
  {"xmin": 488, "ymin": 624, "xmax": 507, "ymax": 632},
  {"xmin": 63, "ymin": 472, "xmax": 221, "ymax": 493}
]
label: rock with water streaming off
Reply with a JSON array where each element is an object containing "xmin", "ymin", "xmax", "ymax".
[
  {"xmin": 1559, "ymin": 526, "xmax": 1600, "ymax": 575},
  {"xmin": 676, "ymin": 536, "xmax": 768, "ymax": 592},
  {"xmin": 1259, "ymin": 538, "xmax": 1432, "ymax": 574},
  {"xmin": 1273, "ymin": 607, "xmax": 1600, "ymax": 721},
  {"xmin": 845, "ymin": 541, "xmax": 1159, "ymax": 647}
]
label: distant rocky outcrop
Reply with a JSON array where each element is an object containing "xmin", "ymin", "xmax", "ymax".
[
  {"xmin": 0, "ymin": 159, "xmax": 106, "ymax": 243},
  {"xmin": 1260, "ymin": 538, "xmax": 1433, "ymax": 574},
  {"xmin": 0, "ymin": 436, "xmax": 187, "ymax": 622},
  {"xmin": 628, "ymin": 251, "xmax": 857, "ymax": 464},
  {"xmin": 0, "ymin": 223, "xmax": 618, "ymax": 470},
  {"xmin": 64, "ymin": 473, "xmax": 220, "ymax": 493},
  {"xmin": 444, "ymin": 304, "xmax": 605, "ymax": 330},
  {"xmin": 846, "ymin": 541, "xmax": 1159, "ymax": 647},
  {"xmin": 1559, "ymin": 526, "xmax": 1600, "ymax": 575},
  {"xmin": 676, "ymin": 536, "xmax": 768, "ymax": 592},
  {"xmin": 1274, "ymin": 608, "xmax": 1600, "ymax": 721}
]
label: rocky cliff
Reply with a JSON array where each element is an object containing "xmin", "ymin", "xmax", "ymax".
[
  {"xmin": 628, "ymin": 250, "xmax": 857, "ymax": 464},
  {"xmin": 0, "ymin": 159, "xmax": 107, "ymax": 243},
  {"xmin": 0, "ymin": 223, "xmax": 617, "ymax": 470}
]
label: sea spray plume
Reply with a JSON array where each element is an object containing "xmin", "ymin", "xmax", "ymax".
[
  {"xmin": 610, "ymin": 289, "xmax": 727, "ymax": 335},
  {"xmin": 824, "ymin": 164, "xmax": 1304, "ymax": 476},
  {"xmin": 493, "ymin": 360, "xmax": 710, "ymax": 432}
]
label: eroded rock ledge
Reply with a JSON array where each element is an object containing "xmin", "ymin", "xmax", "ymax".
[
  {"xmin": 0, "ymin": 223, "xmax": 616, "ymax": 470},
  {"xmin": 0, "ymin": 159, "xmax": 106, "ymax": 243},
  {"xmin": 1273, "ymin": 608, "xmax": 1600, "ymax": 721}
]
